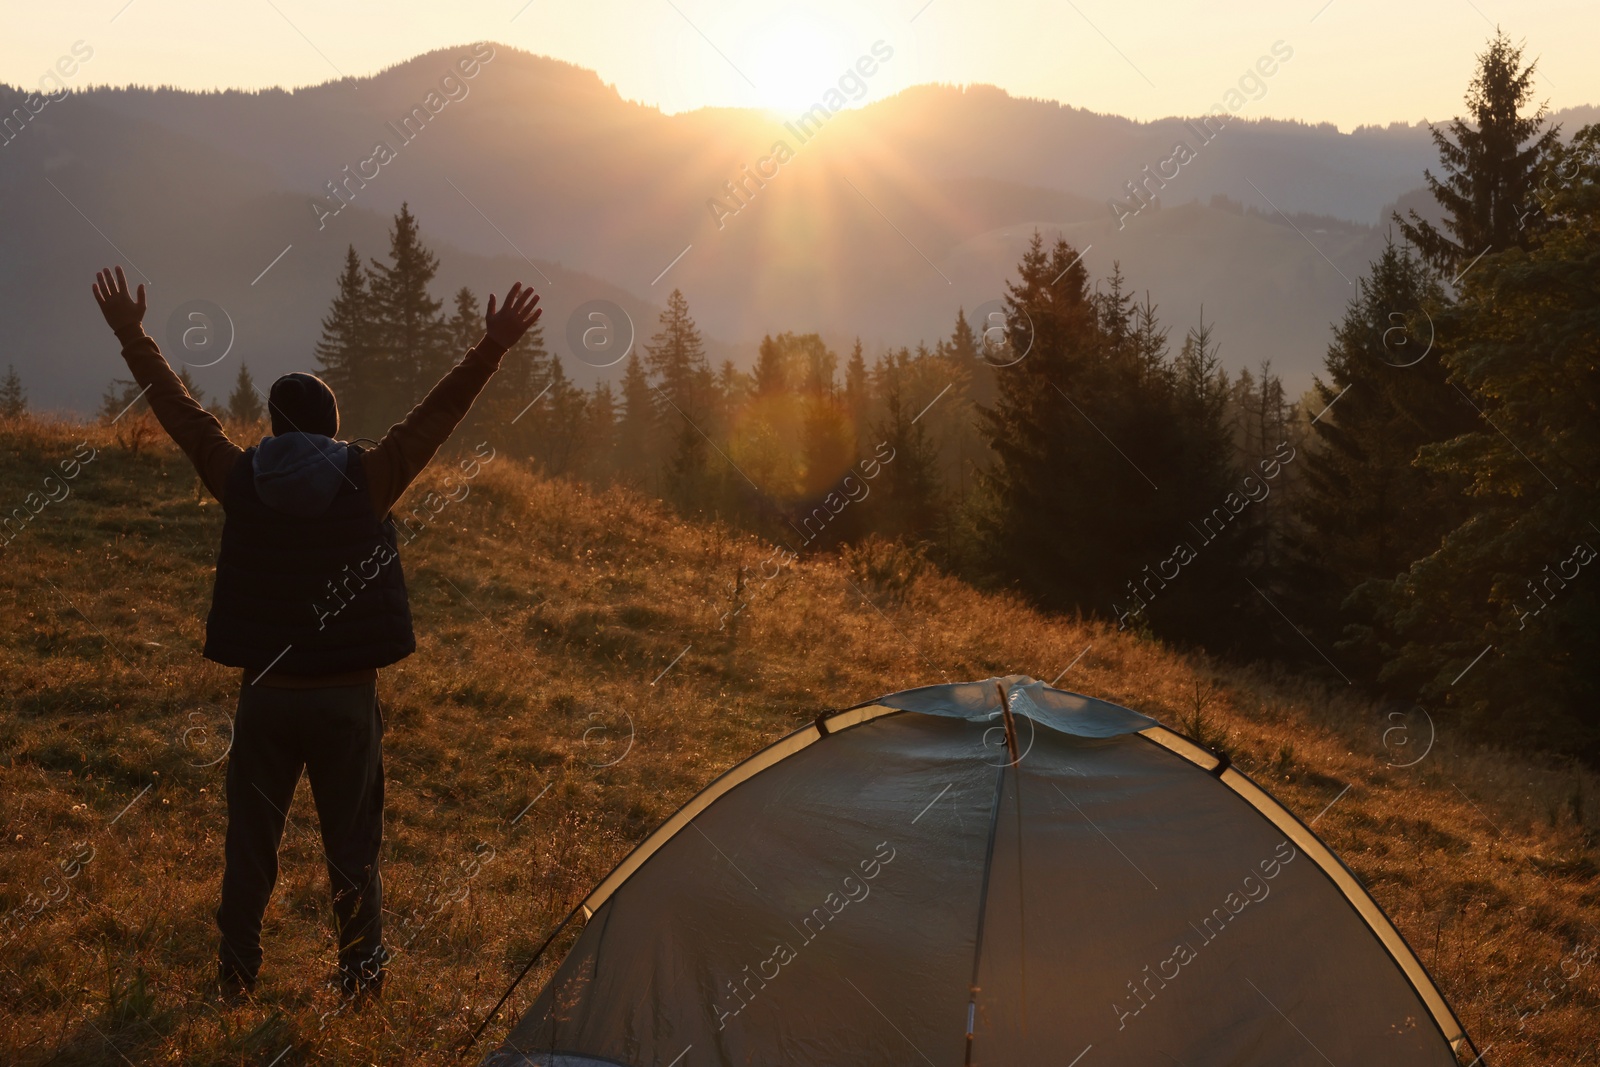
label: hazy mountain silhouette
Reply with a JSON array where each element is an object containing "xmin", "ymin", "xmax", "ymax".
[{"xmin": 1, "ymin": 44, "xmax": 1591, "ymax": 411}]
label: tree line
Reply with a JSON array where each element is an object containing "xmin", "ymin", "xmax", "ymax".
[{"xmin": 221, "ymin": 199, "xmax": 1302, "ymax": 664}]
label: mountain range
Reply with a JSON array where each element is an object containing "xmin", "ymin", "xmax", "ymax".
[{"xmin": 2, "ymin": 42, "xmax": 1595, "ymax": 413}]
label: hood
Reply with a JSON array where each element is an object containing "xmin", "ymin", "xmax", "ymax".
[{"xmin": 251, "ymin": 433, "xmax": 354, "ymax": 517}]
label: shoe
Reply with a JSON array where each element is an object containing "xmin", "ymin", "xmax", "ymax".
[
  {"xmin": 216, "ymin": 961, "xmax": 256, "ymax": 1002},
  {"xmin": 333, "ymin": 945, "xmax": 388, "ymax": 1006}
]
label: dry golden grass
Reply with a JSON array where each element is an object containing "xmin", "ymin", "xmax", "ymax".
[{"xmin": 1, "ymin": 414, "xmax": 1596, "ymax": 1065}]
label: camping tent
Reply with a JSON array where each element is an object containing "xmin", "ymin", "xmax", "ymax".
[{"xmin": 480, "ymin": 676, "xmax": 1477, "ymax": 1066}]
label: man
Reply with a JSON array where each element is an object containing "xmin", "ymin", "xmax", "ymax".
[{"xmin": 91, "ymin": 265, "xmax": 541, "ymax": 1001}]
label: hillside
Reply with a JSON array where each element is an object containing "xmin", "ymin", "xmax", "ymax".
[
  {"xmin": 10, "ymin": 45, "xmax": 1593, "ymax": 412},
  {"xmin": 1, "ymin": 413, "xmax": 1597, "ymax": 1065}
]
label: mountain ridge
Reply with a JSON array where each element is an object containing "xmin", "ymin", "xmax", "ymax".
[{"xmin": 2, "ymin": 44, "xmax": 1592, "ymax": 412}]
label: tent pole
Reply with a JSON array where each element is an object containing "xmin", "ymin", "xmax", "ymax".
[
  {"xmin": 964, "ymin": 684, "xmax": 1014, "ymax": 1066},
  {"xmin": 1010, "ymin": 707, "xmax": 1027, "ymax": 1036},
  {"xmin": 998, "ymin": 681, "xmax": 1020, "ymax": 766}
]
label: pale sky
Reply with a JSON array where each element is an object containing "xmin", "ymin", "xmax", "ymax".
[{"xmin": 3, "ymin": 0, "xmax": 1595, "ymax": 130}]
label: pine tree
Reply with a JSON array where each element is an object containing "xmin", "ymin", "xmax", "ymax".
[
  {"xmin": 1106, "ymin": 280, "xmax": 1246, "ymax": 645},
  {"xmin": 798, "ymin": 335, "xmax": 837, "ymax": 397},
  {"xmin": 977, "ymin": 236, "xmax": 1241, "ymax": 642},
  {"xmin": 1162, "ymin": 313, "xmax": 1286, "ymax": 645},
  {"xmin": 315, "ymin": 245, "xmax": 378, "ymax": 433},
  {"xmin": 585, "ymin": 381, "xmax": 618, "ymax": 484},
  {"xmin": 1395, "ymin": 29, "xmax": 1561, "ymax": 275},
  {"xmin": 948, "ymin": 309, "xmax": 991, "ymax": 409},
  {"xmin": 446, "ymin": 286, "xmax": 481, "ymax": 357},
  {"xmin": 644, "ymin": 289, "xmax": 714, "ymax": 508},
  {"xmin": 1228, "ymin": 362, "xmax": 1292, "ymax": 464},
  {"xmin": 872, "ymin": 351, "xmax": 941, "ymax": 541},
  {"xmin": 526, "ymin": 356, "xmax": 589, "ymax": 477},
  {"xmin": 753, "ymin": 334, "xmax": 790, "ymax": 397},
  {"xmin": 226, "ymin": 363, "xmax": 266, "ymax": 426},
  {"xmin": 843, "ymin": 339, "xmax": 869, "ymax": 445},
  {"xmin": 930, "ymin": 312, "xmax": 982, "ymax": 516},
  {"xmin": 464, "ymin": 287, "xmax": 551, "ymax": 457},
  {"xmin": 978, "ymin": 234, "xmax": 1102, "ymax": 612},
  {"xmin": 1365, "ymin": 124, "xmax": 1600, "ymax": 758},
  {"xmin": 1226, "ymin": 360, "xmax": 1297, "ymax": 578},
  {"xmin": 801, "ymin": 397, "xmax": 854, "ymax": 501},
  {"xmin": 646, "ymin": 289, "xmax": 711, "ymax": 416},
  {"xmin": 615, "ymin": 352, "xmax": 657, "ymax": 488},
  {"xmin": 367, "ymin": 203, "xmax": 449, "ymax": 423},
  {"xmin": 714, "ymin": 359, "xmax": 750, "ymax": 429},
  {"xmin": 1172, "ymin": 314, "xmax": 1234, "ymax": 507},
  {"xmin": 740, "ymin": 333, "xmax": 828, "ymax": 503},
  {"xmin": 0, "ymin": 365, "xmax": 25, "ymax": 418},
  {"xmin": 1291, "ymin": 239, "xmax": 1474, "ymax": 666}
]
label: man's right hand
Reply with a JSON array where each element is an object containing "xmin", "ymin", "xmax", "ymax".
[
  {"xmin": 484, "ymin": 283, "xmax": 542, "ymax": 348},
  {"xmin": 92, "ymin": 266, "xmax": 147, "ymax": 334}
]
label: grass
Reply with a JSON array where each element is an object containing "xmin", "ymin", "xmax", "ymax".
[{"xmin": 1, "ymin": 413, "xmax": 1597, "ymax": 1065}]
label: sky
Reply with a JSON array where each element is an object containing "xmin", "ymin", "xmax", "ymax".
[{"xmin": 3, "ymin": 0, "xmax": 1596, "ymax": 130}]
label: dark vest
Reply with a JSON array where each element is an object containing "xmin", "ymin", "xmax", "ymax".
[{"xmin": 203, "ymin": 444, "xmax": 416, "ymax": 674}]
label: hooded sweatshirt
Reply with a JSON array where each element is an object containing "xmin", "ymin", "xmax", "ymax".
[{"xmin": 251, "ymin": 433, "xmax": 353, "ymax": 518}]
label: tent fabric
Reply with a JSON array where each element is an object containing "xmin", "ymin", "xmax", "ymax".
[
  {"xmin": 869, "ymin": 674, "xmax": 1158, "ymax": 738},
  {"xmin": 483, "ymin": 677, "xmax": 1471, "ymax": 1066}
]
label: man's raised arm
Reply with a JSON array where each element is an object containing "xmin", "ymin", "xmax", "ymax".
[
  {"xmin": 362, "ymin": 282, "xmax": 542, "ymax": 517},
  {"xmin": 93, "ymin": 266, "xmax": 241, "ymax": 501}
]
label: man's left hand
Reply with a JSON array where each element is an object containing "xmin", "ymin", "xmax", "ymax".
[
  {"xmin": 92, "ymin": 266, "xmax": 147, "ymax": 334},
  {"xmin": 484, "ymin": 282, "xmax": 542, "ymax": 348}
]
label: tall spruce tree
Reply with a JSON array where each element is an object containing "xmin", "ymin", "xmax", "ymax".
[
  {"xmin": 799, "ymin": 340, "xmax": 848, "ymax": 474},
  {"xmin": 978, "ymin": 234, "xmax": 1103, "ymax": 609},
  {"xmin": 753, "ymin": 333, "xmax": 791, "ymax": 396},
  {"xmin": 646, "ymin": 290, "xmax": 712, "ymax": 416},
  {"xmin": 367, "ymin": 203, "xmax": 449, "ymax": 424},
  {"xmin": 525, "ymin": 356, "xmax": 589, "ymax": 477},
  {"xmin": 0, "ymin": 365, "xmax": 25, "ymax": 418},
  {"xmin": 1293, "ymin": 242, "xmax": 1472, "ymax": 649},
  {"xmin": 871, "ymin": 348, "xmax": 941, "ymax": 542},
  {"xmin": 511, "ymin": 329, "xmax": 556, "ymax": 461},
  {"xmin": 1396, "ymin": 29, "xmax": 1561, "ymax": 275},
  {"xmin": 446, "ymin": 286, "xmax": 481, "ymax": 357},
  {"xmin": 1172, "ymin": 313, "xmax": 1236, "ymax": 531},
  {"xmin": 1105, "ymin": 279, "xmax": 1246, "ymax": 646},
  {"xmin": 585, "ymin": 380, "xmax": 618, "ymax": 484},
  {"xmin": 978, "ymin": 237, "xmax": 1241, "ymax": 642},
  {"xmin": 615, "ymin": 352, "xmax": 657, "ymax": 488},
  {"xmin": 806, "ymin": 391, "xmax": 857, "ymax": 505},
  {"xmin": 948, "ymin": 308, "xmax": 995, "ymax": 412},
  {"xmin": 1365, "ymin": 125, "xmax": 1600, "ymax": 759},
  {"xmin": 843, "ymin": 339, "xmax": 869, "ymax": 446},
  {"xmin": 315, "ymin": 245, "xmax": 378, "ymax": 433},
  {"xmin": 1225, "ymin": 359, "xmax": 1298, "ymax": 579},
  {"xmin": 644, "ymin": 289, "xmax": 715, "ymax": 508},
  {"xmin": 932, "ymin": 312, "xmax": 982, "ymax": 517},
  {"xmin": 714, "ymin": 359, "xmax": 750, "ymax": 431},
  {"xmin": 226, "ymin": 363, "xmax": 266, "ymax": 426}
]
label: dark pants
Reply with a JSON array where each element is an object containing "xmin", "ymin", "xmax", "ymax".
[{"xmin": 216, "ymin": 681, "xmax": 386, "ymax": 982}]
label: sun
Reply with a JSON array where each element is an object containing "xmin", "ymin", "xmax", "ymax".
[{"xmin": 743, "ymin": 10, "xmax": 855, "ymax": 116}]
